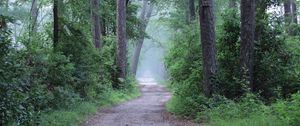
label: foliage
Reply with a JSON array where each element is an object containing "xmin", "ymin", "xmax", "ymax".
[
  {"xmin": 164, "ymin": 0, "xmax": 300, "ymax": 125},
  {"xmin": 0, "ymin": 0, "xmax": 141, "ymax": 125},
  {"xmin": 196, "ymin": 93, "xmax": 300, "ymax": 126},
  {"xmin": 40, "ymin": 79, "xmax": 140, "ymax": 126}
]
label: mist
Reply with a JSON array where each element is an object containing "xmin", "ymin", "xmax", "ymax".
[{"xmin": 134, "ymin": 19, "xmax": 170, "ymax": 83}]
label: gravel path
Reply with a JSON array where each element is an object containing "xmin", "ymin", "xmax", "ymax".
[{"xmin": 81, "ymin": 78, "xmax": 199, "ymax": 126}]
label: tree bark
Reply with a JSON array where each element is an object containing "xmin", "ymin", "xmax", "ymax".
[
  {"xmin": 90, "ymin": 0, "xmax": 102, "ymax": 49},
  {"xmin": 131, "ymin": 0, "xmax": 153, "ymax": 76},
  {"xmin": 199, "ymin": 0, "xmax": 217, "ymax": 97},
  {"xmin": 53, "ymin": 0, "xmax": 59, "ymax": 49},
  {"xmin": 116, "ymin": 0, "xmax": 127, "ymax": 85},
  {"xmin": 189, "ymin": 0, "xmax": 196, "ymax": 21},
  {"xmin": 240, "ymin": 0, "xmax": 256, "ymax": 90},
  {"xmin": 30, "ymin": 0, "xmax": 38, "ymax": 33},
  {"xmin": 292, "ymin": 0, "xmax": 297, "ymax": 24}
]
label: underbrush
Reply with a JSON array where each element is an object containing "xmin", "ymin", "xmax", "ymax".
[
  {"xmin": 39, "ymin": 82, "xmax": 140, "ymax": 126},
  {"xmin": 167, "ymin": 90, "xmax": 300, "ymax": 126}
]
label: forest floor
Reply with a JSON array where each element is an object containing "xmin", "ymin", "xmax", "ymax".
[{"xmin": 81, "ymin": 78, "xmax": 199, "ymax": 126}]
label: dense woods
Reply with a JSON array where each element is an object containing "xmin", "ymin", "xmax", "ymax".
[
  {"xmin": 1, "ymin": 0, "xmax": 300, "ymax": 126},
  {"xmin": 165, "ymin": 0, "xmax": 300, "ymax": 125}
]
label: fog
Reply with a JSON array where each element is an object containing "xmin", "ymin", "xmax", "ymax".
[{"xmin": 135, "ymin": 20, "xmax": 170, "ymax": 83}]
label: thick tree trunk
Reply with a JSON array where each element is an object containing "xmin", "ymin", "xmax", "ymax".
[
  {"xmin": 30, "ymin": 0, "xmax": 38, "ymax": 33},
  {"xmin": 240, "ymin": 0, "xmax": 256, "ymax": 91},
  {"xmin": 116, "ymin": 0, "xmax": 127, "ymax": 85},
  {"xmin": 292, "ymin": 0, "xmax": 297, "ymax": 24},
  {"xmin": 189, "ymin": 0, "xmax": 196, "ymax": 21},
  {"xmin": 90, "ymin": 0, "xmax": 102, "ymax": 49},
  {"xmin": 131, "ymin": 0, "xmax": 153, "ymax": 76},
  {"xmin": 53, "ymin": 0, "xmax": 59, "ymax": 49},
  {"xmin": 199, "ymin": 0, "xmax": 217, "ymax": 97}
]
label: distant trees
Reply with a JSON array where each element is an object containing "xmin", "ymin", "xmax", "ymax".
[
  {"xmin": 116, "ymin": 0, "xmax": 127, "ymax": 86},
  {"xmin": 240, "ymin": 0, "xmax": 256, "ymax": 90},
  {"xmin": 199, "ymin": 0, "xmax": 217, "ymax": 97}
]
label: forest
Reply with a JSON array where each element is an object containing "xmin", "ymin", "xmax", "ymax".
[{"xmin": 0, "ymin": 0, "xmax": 300, "ymax": 126}]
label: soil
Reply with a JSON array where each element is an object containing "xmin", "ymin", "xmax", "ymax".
[{"xmin": 81, "ymin": 79, "xmax": 200, "ymax": 126}]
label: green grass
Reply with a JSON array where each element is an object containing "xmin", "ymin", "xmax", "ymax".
[
  {"xmin": 205, "ymin": 114, "xmax": 288, "ymax": 126},
  {"xmin": 39, "ymin": 88, "xmax": 140, "ymax": 126}
]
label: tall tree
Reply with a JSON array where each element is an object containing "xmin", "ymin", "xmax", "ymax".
[
  {"xmin": 240, "ymin": 0, "xmax": 256, "ymax": 90},
  {"xmin": 292, "ymin": 0, "xmax": 297, "ymax": 24},
  {"xmin": 53, "ymin": 0, "xmax": 60, "ymax": 49},
  {"xmin": 90, "ymin": 0, "xmax": 102, "ymax": 49},
  {"xmin": 131, "ymin": 0, "xmax": 153, "ymax": 76},
  {"xmin": 30, "ymin": 0, "xmax": 38, "ymax": 33},
  {"xmin": 116, "ymin": 0, "xmax": 127, "ymax": 85},
  {"xmin": 199, "ymin": 0, "xmax": 217, "ymax": 97},
  {"xmin": 284, "ymin": 0, "xmax": 292, "ymax": 23}
]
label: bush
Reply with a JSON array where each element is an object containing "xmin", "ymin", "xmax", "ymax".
[{"xmin": 272, "ymin": 93, "xmax": 300, "ymax": 126}]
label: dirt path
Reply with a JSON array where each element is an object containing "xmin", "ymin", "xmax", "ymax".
[{"xmin": 81, "ymin": 78, "xmax": 199, "ymax": 126}]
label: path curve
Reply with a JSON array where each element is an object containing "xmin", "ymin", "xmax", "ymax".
[{"xmin": 81, "ymin": 78, "xmax": 199, "ymax": 126}]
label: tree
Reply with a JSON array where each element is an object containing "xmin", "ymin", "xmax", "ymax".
[
  {"xmin": 199, "ymin": 0, "xmax": 217, "ymax": 97},
  {"xmin": 90, "ymin": 0, "xmax": 102, "ymax": 49},
  {"xmin": 53, "ymin": 0, "xmax": 59, "ymax": 49},
  {"xmin": 284, "ymin": 0, "xmax": 292, "ymax": 24},
  {"xmin": 292, "ymin": 0, "xmax": 297, "ymax": 24},
  {"xmin": 131, "ymin": 0, "xmax": 154, "ymax": 76},
  {"xmin": 116, "ymin": 0, "xmax": 127, "ymax": 86},
  {"xmin": 30, "ymin": 0, "xmax": 38, "ymax": 33},
  {"xmin": 240, "ymin": 0, "xmax": 255, "ymax": 90}
]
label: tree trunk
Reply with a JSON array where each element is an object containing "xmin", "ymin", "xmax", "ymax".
[
  {"xmin": 284, "ymin": 0, "xmax": 292, "ymax": 24},
  {"xmin": 53, "ymin": 0, "xmax": 59, "ymax": 49},
  {"xmin": 0, "ymin": 0, "xmax": 8, "ymax": 29},
  {"xmin": 101, "ymin": 18, "xmax": 106, "ymax": 36},
  {"xmin": 199, "ymin": 0, "xmax": 217, "ymax": 97},
  {"xmin": 189, "ymin": 0, "xmax": 196, "ymax": 21},
  {"xmin": 240, "ymin": 0, "xmax": 256, "ymax": 91},
  {"xmin": 116, "ymin": 0, "xmax": 127, "ymax": 85},
  {"xmin": 30, "ymin": 0, "xmax": 38, "ymax": 33},
  {"xmin": 292, "ymin": 0, "xmax": 297, "ymax": 24},
  {"xmin": 131, "ymin": 0, "xmax": 153, "ymax": 76},
  {"xmin": 90, "ymin": 0, "xmax": 102, "ymax": 49}
]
